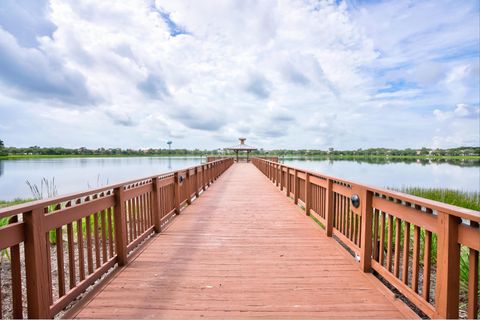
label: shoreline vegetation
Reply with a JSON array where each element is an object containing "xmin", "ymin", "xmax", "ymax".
[
  {"xmin": 1, "ymin": 153, "xmax": 479, "ymax": 160},
  {"xmin": 0, "ymin": 143, "xmax": 478, "ymax": 160}
]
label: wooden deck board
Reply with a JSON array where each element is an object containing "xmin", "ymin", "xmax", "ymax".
[{"xmin": 72, "ymin": 163, "xmax": 415, "ymax": 319}]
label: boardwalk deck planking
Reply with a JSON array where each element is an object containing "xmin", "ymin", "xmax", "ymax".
[{"xmin": 71, "ymin": 163, "xmax": 416, "ymax": 319}]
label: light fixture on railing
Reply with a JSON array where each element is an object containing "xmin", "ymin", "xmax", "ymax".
[
  {"xmin": 351, "ymin": 194, "xmax": 360, "ymax": 208},
  {"xmin": 178, "ymin": 175, "xmax": 185, "ymax": 183}
]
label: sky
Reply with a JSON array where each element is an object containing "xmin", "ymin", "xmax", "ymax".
[{"xmin": 0, "ymin": 0, "xmax": 478, "ymax": 150}]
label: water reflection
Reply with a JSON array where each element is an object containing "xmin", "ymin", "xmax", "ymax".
[{"xmin": 280, "ymin": 156, "xmax": 480, "ymax": 167}]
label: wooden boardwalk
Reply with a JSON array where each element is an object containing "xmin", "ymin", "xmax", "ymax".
[{"xmin": 70, "ymin": 163, "xmax": 416, "ymax": 319}]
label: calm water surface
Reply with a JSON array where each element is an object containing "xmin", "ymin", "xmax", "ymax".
[
  {"xmin": 0, "ymin": 157, "xmax": 478, "ymax": 200},
  {"xmin": 283, "ymin": 159, "xmax": 479, "ymax": 192},
  {"xmin": 0, "ymin": 157, "xmax": 202, "ymax": 200}
]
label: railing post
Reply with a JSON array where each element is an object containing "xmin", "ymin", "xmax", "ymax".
[
  {"xmin": 275, "ymin": 164, "xmax": 279, "ymax": 187},
  {"xmin": 435, "ymin": 211, "xmax": 460, "ymax": 319},
  {"xmin": 294, "ymin": 169, "xmax": 299, "ymax": 205},
  {"xmin": 113, "ymin": 186, "xmax": 128, "ymax": 266},
  {"xmin": 186, "ymin": 170, "xmax": 192, "ymax": 205},
  {"xmin": 325, "ymin": 179, "xmax": 334, "ymax": 237},
  {"xmin": 174, "ymin": 172, "xmax": 181, "ymax": 214},
  {"xmin": 194, "ymin": 167, "xmax": 200, "ymax": 197},
  {"xmin": 207, "ymin": 164, "xmax": 211, "ymax": 186},
  {"xmin": 286, "ymin": 167, "xmax": 290, "ymax": 197},
  {"xmin": 272, "ymin": 163, "xmax": 275, "ymax": 183},
  {"xmin": 152, "ymin": 177, "xmax": 162, "ymax": 233},
  {"xmin": 211, "ymin": 163, "xmax": 214, "ymax": 183},
  {"xmin": 24, "ymin": 208, "xmax": 51, "ymax": 318},
  {"xmin": 279, "ymin": 165, "xmax": 284, "ymax": 191},
  {"xmin": 202, "ymin": 165, "xmax": 206, "ymax": 191},
  {"xmin": 359, "ymin": 188, "xmax": 373, "ymax": 272},
  {"xmin": 305, "ymin": 172, "xmax": 311, "ymax": 216}
]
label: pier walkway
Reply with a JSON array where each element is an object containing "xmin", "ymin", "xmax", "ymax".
[
  {"xmin": 69, "ymin": 163, "xmax": 415, "ymax": 319},
  {"xmin": 1, "ymin": 158, "xmax": 477, "ymax": 319}
]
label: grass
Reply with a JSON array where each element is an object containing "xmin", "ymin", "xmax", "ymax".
[
  {"xmin": 397, "ymin": 187, "xmax": 479, "ymax": 211},
  {"xmin": 0, "ymin": 198, "xmax": 33, "ymax": 209}
]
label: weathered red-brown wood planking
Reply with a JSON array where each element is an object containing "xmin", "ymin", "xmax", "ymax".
[{"xmin": 72, "ymin": 163, "xmax": 416, "ymax": 319}]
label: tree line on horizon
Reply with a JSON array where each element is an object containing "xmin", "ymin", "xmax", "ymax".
[{"xmin": 0, "ymin": 140, "xmax": 478, "ymax": 157}]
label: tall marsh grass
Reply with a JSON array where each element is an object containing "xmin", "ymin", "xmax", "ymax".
[{"xmin": 398, "ymin": 187, "xmax": 479, "ymax": 211}]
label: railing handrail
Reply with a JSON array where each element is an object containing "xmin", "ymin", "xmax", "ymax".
[
  {"xmin": 257, "ymin": 158, "xmax": 479, "ymax": 221},
  {"xmin": 0, "ymin": 158, "xmax": 229, "ymax": 219}
]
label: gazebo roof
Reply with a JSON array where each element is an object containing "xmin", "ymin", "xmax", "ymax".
[{"xmin": 226, "ymin": 138, "xmax": 257, "ymax": 151}]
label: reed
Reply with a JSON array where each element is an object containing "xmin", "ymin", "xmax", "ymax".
[{"xmin": 398, "ymin": 187, "xmax": 479, "ymax": 211}]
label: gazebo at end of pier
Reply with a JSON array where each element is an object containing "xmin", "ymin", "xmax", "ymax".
[{"xmin": 226, "ymin": 137, "xmax": 257, "ymax": 162}]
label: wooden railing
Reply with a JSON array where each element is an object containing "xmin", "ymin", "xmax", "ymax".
[
  {"xmin": 252, "ymin": 158, "xmax": 479, "ymax": 319},
  {"xmin": 0, "ymin": 158, "xmax": 233, "ymax": 319}
]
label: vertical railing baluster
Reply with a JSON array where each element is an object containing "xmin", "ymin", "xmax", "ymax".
[
  {"xmin": 402, "ymin": 222, "xmax": 410, "ymax": 285},
  {"xmin": 10, "ymin": 216, "xmax": 23, "ymax": 319}
]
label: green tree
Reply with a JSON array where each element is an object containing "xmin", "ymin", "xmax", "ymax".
[{"xmin": 0, "ymin": 139, "xmax": 7, "ymax": 156}]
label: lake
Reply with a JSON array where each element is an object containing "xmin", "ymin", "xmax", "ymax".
[{"xmin": 0, "ymin": 157, "xmax": 478, "ymax": 200}]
